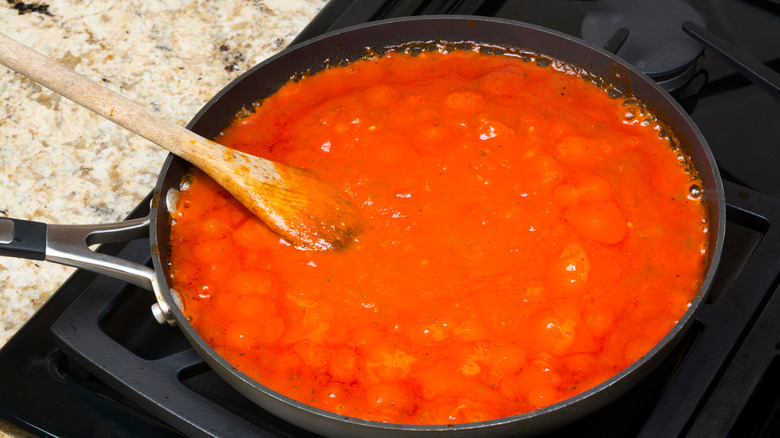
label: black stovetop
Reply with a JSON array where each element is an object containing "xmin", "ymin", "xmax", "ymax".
[{"xmin": 1, "ymin": 1, "xmax": 780, "ymax": 437}]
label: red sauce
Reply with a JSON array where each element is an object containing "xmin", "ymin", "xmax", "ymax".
[{"xmin": 168, "ymin": 47, "xmax": 709, "ymax": 424}]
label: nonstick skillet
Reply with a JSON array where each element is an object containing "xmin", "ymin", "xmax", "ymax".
[{"xmin": 0, "ymin": 16, "xmax": 724, "ymax": 437}]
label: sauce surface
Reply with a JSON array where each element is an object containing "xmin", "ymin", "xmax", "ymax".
[{"xmin": 168, "ymin": 47, "xmax": 709, "ymax": 424}]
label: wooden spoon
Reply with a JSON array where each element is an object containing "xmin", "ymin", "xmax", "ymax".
[{"xmin": 0, "ymin": 32, "xmax": 359, "ymax": 251}]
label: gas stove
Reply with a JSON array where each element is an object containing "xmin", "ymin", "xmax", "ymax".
[{"xmin": 1, "ymin": 1, "xmax": 780, "ymax": 437}]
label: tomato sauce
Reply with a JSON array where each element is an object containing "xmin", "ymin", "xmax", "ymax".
[{"xmin": 167, "ymin": 46, "xmax": 709, "ymax": 424}]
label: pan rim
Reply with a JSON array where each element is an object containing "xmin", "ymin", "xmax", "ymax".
[{"xmin": 151, "ymin": 14, "xmax": 726, "ymax": 436}]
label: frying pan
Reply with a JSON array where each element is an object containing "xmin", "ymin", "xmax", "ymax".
[{"xmin": 0, "ymin": 16, "xmax": 724, "ymax": 437}]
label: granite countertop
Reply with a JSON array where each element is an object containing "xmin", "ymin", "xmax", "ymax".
[{"xmin": 0, "ymin": 0, "xmax": 326, "ymax": 435}]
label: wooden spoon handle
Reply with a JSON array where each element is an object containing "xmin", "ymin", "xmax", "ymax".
[{"xmin": 0, "ymin": 32, "xmax": 271, "ymax": 176}]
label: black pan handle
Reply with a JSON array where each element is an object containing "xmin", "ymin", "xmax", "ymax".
[
  {"xmin": 0, "ymin": 218, "xmax": 47, "ymax": 260},
  {"xmin": 0, "ymin": 214, "xmax": 176, "ymax": 325},
  {"xmin": 0, "ymin": 215, "xmax": 158, "ymax": 293}
]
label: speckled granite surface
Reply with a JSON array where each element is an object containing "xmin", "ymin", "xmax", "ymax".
[{"xmin": 0, "ymin": 0, "xmax": 326, "ymax": 435}]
